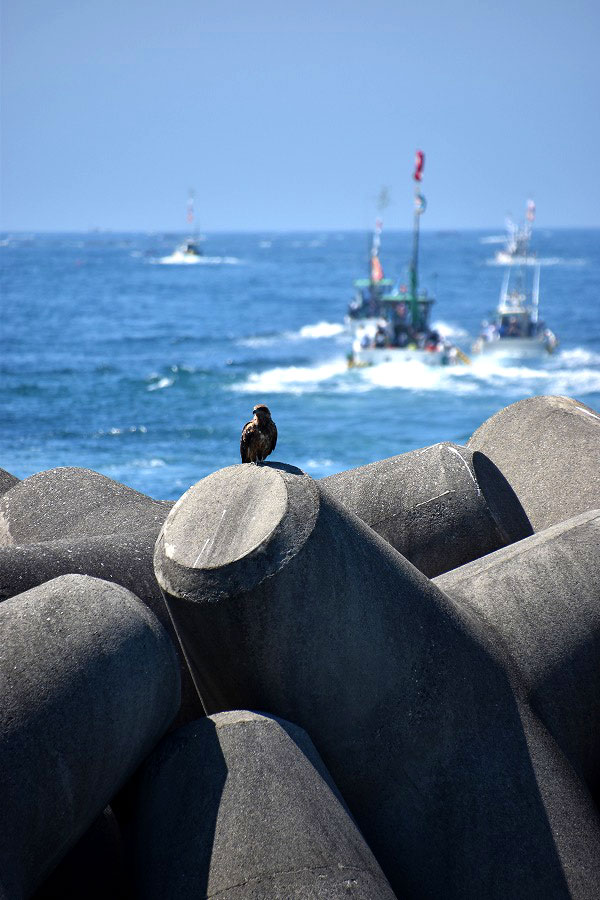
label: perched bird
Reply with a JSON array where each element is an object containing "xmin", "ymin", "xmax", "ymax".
[{"xmin": 240, "ymin": 404, "xmax": 277, "ymax": 464}]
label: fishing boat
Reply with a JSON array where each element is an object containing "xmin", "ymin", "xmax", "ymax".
[
  {"xmin": 349, "ymin": 152, "xmax": 466, "ymax": 368},
  {"xmin": 160, "ymin": 191, "xmax": 203, "ymax": 264},
  {"xmin": 472, "ymin": 264, "xmax": 558, "ymax": 357},
  {"xmin": 494, "ymin": 199, "xmax": 536, "ymax": 265}
]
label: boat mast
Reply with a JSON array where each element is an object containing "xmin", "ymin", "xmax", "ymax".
[
  {"xmin": 187, "ymin": 189, "xmax": 195, "ymax": 236},
  {"xmin": 370, "ymin": 217, "xmax": 383, "ymax": 280},
  {"xmin": 369, "ymin": 186, "xmax": 389, "ymax": 282},
  {"xmin": 532, "ymin": 263, "xmax": 541, "ymax": 323},
  {"xmin": 500, "ymin": 268, "xmax": 510, "ymax": 304},
  {"xmin": 410, "ymin": 151, "xmax": 426, "ymax": 329}
]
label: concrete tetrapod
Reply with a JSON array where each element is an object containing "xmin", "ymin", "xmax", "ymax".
[
  {"xmin": 32, "ymin": 807, "xmax": 126, "ymax": 900},
  {"xmin": 435, "ymin": 509, "xmax": 600, "ymax": 805},
  {"xmin": 467, "ymin": 394, "xmax": 600, "ymax": 531},
  {"xmin": 0, "ymin": 574, "xmax": 180, "ymax": 900},
  {"xmin": 130, "ymin": 711, "xmax": 397, "ymax": 899},
  {"xmin": 0, "ymin": 467, "xmax": 19, "ymax": 498},
  {"xmin": 0, "ymin": 467, "xmax": 202, "ymax": 725},
  {"xmin": 154, "ymin": 462, "xmax": 600, "ymax": 899},
  {"xmin": 0, "ymin": 467, "xmax": 172, "ymax": 544},
  {"xmin": 321, "ymin": 441, "xmax": 532, "ymax": 576},
  {"xmin": 0, "ymin": 467, "xmax": 172, "ymax": 609}
]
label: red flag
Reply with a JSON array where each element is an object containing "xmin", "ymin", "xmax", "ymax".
[
  {"xmin": 414, "ymin": 150, "xmax": 425, "ymax": 182},
  {"xmin": 371, "ymin": 255, "xmax": 384, "ymax": 282}
]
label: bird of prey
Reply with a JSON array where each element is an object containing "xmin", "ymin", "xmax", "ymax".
[{"xmin": 240, "ymin": 404, "xmax": 277, "ymax": 464}]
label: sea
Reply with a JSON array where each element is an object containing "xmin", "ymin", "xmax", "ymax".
[{"xmin": 2, "ymin": 229, "xmax": 599, "ymax": 501}]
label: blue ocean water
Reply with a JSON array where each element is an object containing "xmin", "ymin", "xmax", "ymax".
[{"xmin": 2, "ymin": 229, "xmax": 599, "ymax": 500}]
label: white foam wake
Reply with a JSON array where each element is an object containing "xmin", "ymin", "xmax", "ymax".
[
  {"xmin": 556, "ymin": 347, "xmax": 600, "ymax": 367},
  {"xmin": 486, "ymin": 256, "xmax": 587, "ymax": 267},
  {"xmin": 238, "ymin": 321, "xmax": 346, "ymax": 348},
  {"xmin": 147, "ymin": 376, "xmax": 174, "ymax": 391},
  {"xmin": 231, "ymin": 345, "xmax": 600, "ymax": 398},
  {"xmin": 232, "ymin": 359, "xmax": 348, "ymax": 394},
  {"xmin": 431, "ymin": 320, "xmax": 469, "ymax": 339},
  {"xmin": 151, "ymin": 255, "xmax": 241, "ymax": 266},
  {"xmin": 298, "ymin": 321, "xmax": 346, "ymax": 339},
  {"xmin": 360, "ymin": 358, "xmax": 478, "ymax": 394}
]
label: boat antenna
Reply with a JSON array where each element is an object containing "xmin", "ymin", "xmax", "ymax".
[{"xmin": 410, "ymin": 150, "xmax": 426, "ymax": 329}]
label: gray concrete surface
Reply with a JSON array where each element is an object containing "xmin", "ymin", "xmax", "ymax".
[
  {"xmin": 468, "ymin": 395, "xmax": 600, "ymax": 531},
  {"xmin": 435, "ymin": 508, "xmax": 600, "ymax": 803},
  {"xmin": 130, "ymin": 711, "xmax": 397, "ymax": 899},
  {"xmin": 0, "ymin": 466, "xmax": 171, "ymax": 545},
  {"xmin": 0, "ymin": 467, "xmax": 202, "ymax": 725},
  {"xmin": 0, "ymin": 574, "xmax": 180, "ymax": 900},
  {"xmin": 321, "ymin": 441, "xmax": 532, "ymax": 576},
  {"xmin": 0, "ymin": 468, "xmax": 19, "ymax": 498},
  {"xmin": 154, "ymin": 462, "xmax": 600, "ymax": 899}
]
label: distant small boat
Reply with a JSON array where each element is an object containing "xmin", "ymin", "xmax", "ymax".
[
  {"xmin": 349, "ymin": 153, "xmax": 466, "ymax": 368},
  {"xmin": 161, "ymin": 191, "xmax": 204, "ymax": 264},
  {"xmin": 472, "ymin": 264, "xmax": 558, "ymax": 357},
  {"xmin": 494, "ymin": 199, "xmax": 536, "ymax": 265}
]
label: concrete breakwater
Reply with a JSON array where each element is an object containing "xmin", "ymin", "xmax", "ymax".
[{"xmin": 1, "ymin": 394, "xmax": 599, "ymax": 899}]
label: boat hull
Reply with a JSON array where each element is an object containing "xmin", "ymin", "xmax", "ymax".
[
  {"xmin": 472, "ymin": 337, "xmax": 555, "ymax": 358},
  {"xmin": 350, "ymin": 345, "xmax": 459, "ymax": 367},
  {"xmin": 159, "ymin": 251, "xmax": 203, "ymax": 265}
]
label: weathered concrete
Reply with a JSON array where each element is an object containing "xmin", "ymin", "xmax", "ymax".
[
  {"xmin": 0, "ymin": 467, "xmax": 202, "ymax": 724},
  {"xmin": 321, "ymin": 442, "xmax": 532, "ymax": 576},
  {"xmin": 154, "ymin": 462, "xmax": 600, "ymax": 899},
  {"xmin": 0, "ymin": 466, "xmax": 171, "ymax": 545},
  {"xmin": 435, "ymin": 509, "xmax": 600, "ymax": 803},
  {"xmin": 32, "ymin": 807, "xmax": 126, "ymax": 900},
  {"xmin": 0, "ymin": 467, "xmax": 19, "ymax": 498},
  {"xmin": 468, "ymin": 395, "xmax": 600, "ymax": 531},
  {"xmin": 130, "ymin": 711, "xmax": 397, "ymax": 899},
  {"xmin": 0, "ymin": 574, "xmax": 180, "ymax": 900}
]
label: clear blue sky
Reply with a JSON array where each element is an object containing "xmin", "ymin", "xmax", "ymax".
[{"xmin": 2, "ymin": 0, "xmax": 599, "ymax": 231}]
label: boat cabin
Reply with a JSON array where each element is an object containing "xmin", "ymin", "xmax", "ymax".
[
  {"xmin": 348, "ymin": 278, "xmax": 395, "ymax": 320},
  {"xmin": 364, "ymin": 291, "xmax": 439, "ymax": 349}
]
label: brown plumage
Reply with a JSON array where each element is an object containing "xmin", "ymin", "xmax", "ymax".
[{"xmin": 240, "ymin": 404, "xmax": 277, "ymax": 464}]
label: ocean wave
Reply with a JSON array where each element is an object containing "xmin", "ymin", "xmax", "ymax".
[
  {"xmin": 96, "ymin": 425, "xmax": 148, "ymax": 437},
  {"xmin": 131, "ymin": 457, "xmax": 166, "ymax": 469},
  {"xmin": 298, "ymin": 321, "xmax": 346, "ymax": 339},
  {"xmin": 555, "ymin": 347, "xmax": 600, "ymax": 367},
  {"xmin": 298, "ymin": 458, "xmax": 341, "ymax": 477},
  {"xmin": 468, "ymin": 355, "xmax": 600, "ymax": 396},
  {"xmin": 147, "ymin": 376, "xmax": 174, "ymax": 391},
  {"xmin": 232, "ymin": 359, "xmax": 348, "ymax": 394},
  {"xmin": 360, "ymin": 359, "xmax": 479, "ymax": 394},
  {"xmin": 232, "ymin": 347, "xmax": 600, "ymax": 399},
  {"xmin": 238, "ymin": 321, "xmax": 346, "ymax": 348}
]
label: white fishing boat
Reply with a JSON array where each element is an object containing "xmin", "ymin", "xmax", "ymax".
[
  {"xmin": 349, "ymin": 152, "xmax": 467, "ymax": 368},
  {"xmin": 160, "ymin": 191, "xmax": 204, "ymax": 264},
  {"xmin": 494, "ymin": 199, "xmax": 536, "ymax": 265},
  {"xmin": 472, "ymin": 264, "xmax": 558, "ymax": 357}
]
